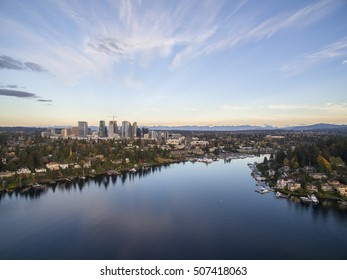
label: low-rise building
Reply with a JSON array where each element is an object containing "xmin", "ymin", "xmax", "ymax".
[
  {"xmin": 321, "ymin": 184, "xmax": 333, "ymax": 192},
  {"xmin": 288, "ymin": 182, "xmax": 301, "ymax": 191},
  {"xmin": 307, "ymin": 184, "xmax": 318, "ymax": 193},
  {"xmin": 35, "ymin": 168, "xmax": 47, "ymax": 173},
  {"xmin": 0, "ymin": 171, "xmax": 15, "ymax": 178},
  {"xmin": 336, "ymin": 185, "xmax": 347, "ymax": 197},
  {"xmin": 191, "ymin": 140, "xmax": 209, "ymax": 147},
  {"xmin": 95, "ymin": 154, "xmax": 104, "ymax": 161},
  {"xmin": 46, "ymin": 162, "xmax": 60, "ymax": 171},
  {"xmin": 59, "ymin": 164, "xmax": 69, "ymax": 169},
  {"xmin": 276, "ymin": 178, "xmax": 287, "ymax": 189},
  {"xmin": 17, "ymin": 168, "xmax": 31, "ymax": 174},
  {"xmin": 310, "ymin": 173, "xmax": 327, "ymax": 180}
]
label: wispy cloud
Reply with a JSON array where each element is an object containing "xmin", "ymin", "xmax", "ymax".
[
  {"xmin": 281, "ymin": 36, "xmax": 347, "ymax": 74},
  {"xmin": 245, "ymin": 0, "xmax": 336, "ymax": 41},
  {"xmin": 266, "ymin": 103, "xmax": 347, "ymax": 112},
  {"xmin": 0, "ymin": 89, "xmax": 38, "ymax": 99},
  {"xmin": 182, "ymin": 107, "xmax": 199, "ymax": 112},
  {"xmin": 0, "ymin": 0, "xmax": 342, "ymax": 85},
  {"xmin": 37, "ymin": 99, "xmax": 53, "ymax": 102},
  {"xmin": 59, "ymin": 0, "xmax": 342, "ymax": 71},
  {"xmin": 0, "ymin": 89, "xmax": 53, "ymax": 103},
  {"xmin": 0, "ymin": 83, "xmax": 24, "ymax": 89},
  {"xmin": 0, "ymin": 55, "xmax": 48, "ymax": 72},
  {"xmin": 221, "ymin": 105, "xmax": 250, "ymax": 111}
]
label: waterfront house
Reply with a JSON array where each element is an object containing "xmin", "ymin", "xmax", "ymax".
[
  {"xmin": 334, "ymin": 184, "xmax": 347, "ymax": 197},
  {"xmin": 329, "ymin": 180, "xmax": 340, "ymax": 186},
  {"xmin": 288, "ymin": 182, "xmax": 301, "ymax": 191},
  {"xmin": 276, "ymin": 178, "xmax": 287, "ymax": 189},
  {"xmin": 59, "ymin": 164, "xmax": 69, "ymax": 169},
  {"xmin": 35, "ymin": 168, "xmax": 47, "ymax": 173},
  {"xmin": 95, "ymin": 154, "xmax": 105, "ymax": 161},
  {"xmin": 46, "ymin": 162, "xmax": 60, "ymax": 171},
  {"xmin": 17, "ymin": 168, "xmax": 31, "ymax": 175},
  {"xmin": 310, "ymin": 173, "xmax": 327, "ymax": 180},
  {"xmin": 0, "ymin": 171, "xmax": 15, "ymax": 178},
  {"xmin": 321, "ymin": 184, "xmax": 333, "ymax": 192},
  {"xmin": 307, "ymin": 184, "xmax": 319, "ymax": 193}
]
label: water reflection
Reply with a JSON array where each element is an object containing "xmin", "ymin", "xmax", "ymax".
[
  {"xmin": 1, "ymin": 158, "xmax": 347, "ymax": 260},
  {"xmin": 0, "ymin": 165, "xmax": 168, "ymax": 202},
  {"xmin": 1, "ymin": 163, "xmax": 346, "ymax": 223}
]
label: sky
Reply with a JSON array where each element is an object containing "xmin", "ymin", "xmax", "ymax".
[{"xmin": 0, "ymin": 0, "xmax": 347, "ymax": 127}]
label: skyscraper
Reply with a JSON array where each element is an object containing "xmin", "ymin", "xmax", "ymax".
[
  {"xmin": 121, "ymin": 121, "xmax": 131, "ymax": 138},
  {"xmin": 78, "ymin": 121, "xmax": 88, "ymax": 138},
  {"xmin": 109, "ymin": 120, "xmax": 118, "ymax": 137},
  {"xmin": 99, "ymin": 120, "xmax": 106, "ymax": 137},
  {"xmin": 132, "ymin": 122, "xmax": 138, "ymax": 139}
]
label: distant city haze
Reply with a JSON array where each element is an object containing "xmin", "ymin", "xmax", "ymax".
[{"xmin": 0, "ymin": 0, "xmax": 346, "ymax": 126}]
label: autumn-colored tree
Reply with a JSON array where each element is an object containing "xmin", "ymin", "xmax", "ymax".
[{"xmin": 317, "ymin": 155, "xmax": 332, "ymax": 175}]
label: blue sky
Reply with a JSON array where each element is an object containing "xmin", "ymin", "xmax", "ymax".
[{"xmin": 0, "ymin": 0, "xmax": 346, "ymax": 127}]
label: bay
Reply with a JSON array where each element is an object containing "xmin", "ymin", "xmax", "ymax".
[{"xmin": 1, "ymin": 156, "xmax": 347, "ymax": 259}]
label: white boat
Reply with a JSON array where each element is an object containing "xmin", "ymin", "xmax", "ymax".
[
  {"xmin": 33, "ymin": 183, "xmax": 46, "ymax": 190},
  {"xmin": 309, "ymin": 194, "xmax": 319, "ymax": 204},
  {"xmin": 255, "ymin": 176, "xmax": 266, "ymax": 181},
  {"xmin": 129, "ymin": 168, "xmax": 137, "ymax": 173},
  {"xmin": 276, "ymin": 192, "xmax": 289, "ymax": 199},
  {"xmin": 300, "ymin": 196, "xmax": 311, "ymax": 203},
  {"xmin": 80, "ymin": 170, "xmax": 86, "ymax": 180},
  {"xmin": 255, "ymin": 187, "xmax": 270, "ymax": 194},
  {"xmin": 107, "ymin": 170, "xmax": 120, "ymax": 175}
]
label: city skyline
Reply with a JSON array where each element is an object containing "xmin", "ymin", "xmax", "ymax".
[{"xmin": 1, "ymin": 0, "xmax": 347, "ymax": 127}]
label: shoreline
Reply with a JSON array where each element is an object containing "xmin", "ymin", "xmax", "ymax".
[
  {"xmin": 1, "ymin": 159, "xmax": 185, "ymax": 194},
  {"xmin": 0, "ymin": 153, "xmax": 256, "ymax": 194}
]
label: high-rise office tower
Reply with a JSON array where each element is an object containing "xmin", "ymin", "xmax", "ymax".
[
  {"xmin": 109, "ymin": 120, "xmax": 118, "ymax": 137},
  {"xmin": 132, "ymin": 122, "xmax": 138, "ymax": 139},
  {"xmin": 99, "ymin": 120, "xmax": 106, "ymax": 137},
  {"xmin": 121, "ymin": 121, "xmax": 131, "ymax": 138},
  {"xmin": 136, "ymin": 127, "xmax": 142, "ymax": 138},
  {"xmin": 78, "ymin": 121, "xmax": 88, "ymax": 137}
]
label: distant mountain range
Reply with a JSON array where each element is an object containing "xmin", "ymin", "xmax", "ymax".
[
  {"xmin": 148, "ymin": 123, "xmax": 347, "ymax": 132},
  {"xmin": 1, "ymin": 123, "xmax": 347, "ymax": 133}
]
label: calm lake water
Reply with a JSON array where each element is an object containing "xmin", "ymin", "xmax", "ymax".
[{"xmin": 1, "ymin": 156, "xmax": 347, "ymax": 260}]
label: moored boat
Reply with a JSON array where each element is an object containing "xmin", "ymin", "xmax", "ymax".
[
  {"xmin": 300, "ymin": 196, "xmax": 311, "ymax": 203},
  {"xmin": 309, "ymin": 194, "xmax": 319, "ymax": 204},
  {"xmin": 276, "ymin": 192, "xmax": 289, "ymax": 199},
  {"xmin": 33, "ymin": 183, "xmax": 46, "ymax": 190},
  {"xmin": 255, "ymin": 187, "xmax": 270, "ymax": 194},
  {"xmin": 107, "ymin": 170, "xmax": 120, "ymax": 175}
]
